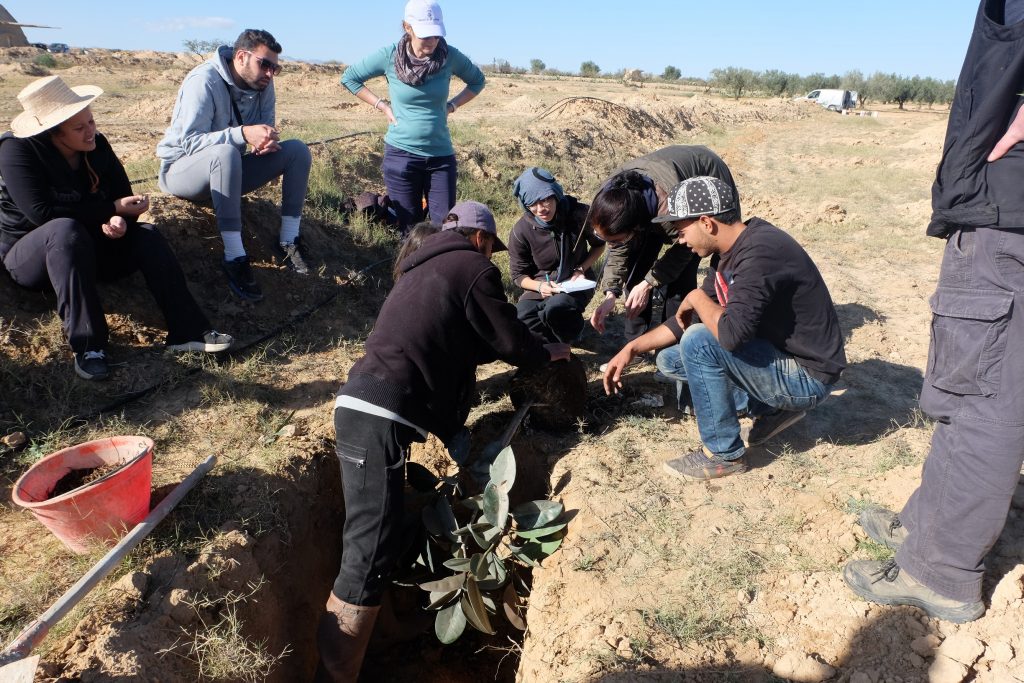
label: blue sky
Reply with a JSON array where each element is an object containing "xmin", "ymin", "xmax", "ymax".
[{"xmin": 11, "ymin": 1, "xmax": 976, "ymax": 81}]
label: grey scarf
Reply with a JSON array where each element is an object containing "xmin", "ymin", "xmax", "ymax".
[{"xmin": 394, "ymin": 34, "xmax": 449, "ymax": 86}]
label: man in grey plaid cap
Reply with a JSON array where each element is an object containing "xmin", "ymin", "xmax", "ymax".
[{"xmin": 603, "ymin": 176, "xmax": 846, "ymax": 481}]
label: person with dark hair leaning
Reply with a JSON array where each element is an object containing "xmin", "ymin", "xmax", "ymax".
[
  {"xmin": 603, "ymin": 177, "xmax": 845, "ymax": 481},
  {"xmin": 158, "ymin": 28, "xmax": 312, "ymax": 301},
  {"xmin": 508, "ymin": 167, "xmax": 605, "ymax": 343},
  {"xmin": 842, "ymin": 0, "xmax": 1024, "ymax": 624},
  {"xmin": 588, "ymin": 145, "xmax": 739, "ymax": 369},
  {"xmin": 0, "ymin": 77, "xmax": 232, "ymax": 380},
  {"xmin": 318, "ymin": 201, "xmax": 570, "ymax": 682}
]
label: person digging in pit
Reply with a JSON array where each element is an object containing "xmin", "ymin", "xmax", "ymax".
[
  {"xmin": 603, "ymin": 177, "xmax": 846, "ymax": 482},
  {"xmin": 319, "ymin": 201, "xmax": 570, "ymax": 682}
]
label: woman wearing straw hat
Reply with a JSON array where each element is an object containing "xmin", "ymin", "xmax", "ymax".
[
  {"xmin": 0, "ymin": 76, "xmax": 232, "ymax": 380},
  {"xmin": 340, "ymin": 0, "xmax": 485, "ymax": 233}
]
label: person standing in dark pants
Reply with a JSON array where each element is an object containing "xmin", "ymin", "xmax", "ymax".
[
  {"xmin": 508, "ymin": 167, "xmax": 605, "ymax": 343},
  {"xmin": 318, "ymin": 202, "xmax": 569, "ymax": 682},
  {"xmin": 843, "ymin": 0, "xmax": 1024, "ymax": 623},
  {"xmin": 587, "ymin": 146, "xmax": 739, "ymax": 369},
  {"xmin": 0, "ymin": 77, "xmax": 231, "ymax": 381},
  {"xmin": 340, "ymin": 0, "xmax": 485, "ymax": 233}
]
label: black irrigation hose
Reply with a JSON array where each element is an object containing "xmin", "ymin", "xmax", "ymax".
[
  {"xmin": 71, "ymin": 255, "xmax": 393, "ymax": 424},
  {"xmin": 127, "ymin": 130, "xmax": 376, "ymax": 186}
]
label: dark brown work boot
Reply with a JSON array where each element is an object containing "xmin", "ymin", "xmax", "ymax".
[{"xmin": 315, "ymin": 593, "xmax": 381, "ymax": 683}]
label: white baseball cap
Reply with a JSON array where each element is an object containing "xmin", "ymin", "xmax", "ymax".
[{"xmin": 404, "ymin": 0, "xmax": 446, "ymax": 38}]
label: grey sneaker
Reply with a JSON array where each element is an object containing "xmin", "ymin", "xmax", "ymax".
[
  {"xmin": 662, "ymin": 447, "xmax": 747, "ymax": 481},
  {"xmin": 858, "ymin": 505, "xmax": 907, "ymax": 550},
  {"xmin": 276, "ymin": 241, "xmax": 309, "ymax": 275},
  {"xmin": 74, "ymin": 350, "xmax": 109, "ymax": 381},
  {"xmin": 746, "ymin": 409, "xmax": 806, "ymax": 446},
  {"xmin": 167, "ymin": 330, "xmax": 234, "ymax": 353},
  {"xmin": 222, "ymin": 256, "xmax": 263, "ymax": 301},
  {"xmin": 843, "ymin": 559, "xmax": 985, "ymax": 624}
]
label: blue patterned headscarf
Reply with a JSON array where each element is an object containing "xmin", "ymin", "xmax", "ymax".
[{"xmin": 512, "ymin": 167, "xmax": 565, "ymax": 227}]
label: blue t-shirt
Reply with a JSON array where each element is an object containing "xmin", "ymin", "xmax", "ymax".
[{"xmin": 341, "ymin": 43, "xmax": 485, "ymax": 158}]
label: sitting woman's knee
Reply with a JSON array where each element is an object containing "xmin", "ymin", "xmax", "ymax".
[{"xmin": 47, "ymin": 218, "xmax": 91, "ymax": 249}]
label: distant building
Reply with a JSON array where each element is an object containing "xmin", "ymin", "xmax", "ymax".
[{"xmin": 0, "ymin": 5, "xmax": 30, "ymax": 48}]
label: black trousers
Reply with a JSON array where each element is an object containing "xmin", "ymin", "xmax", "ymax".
[
  {"xmin": 332, "ymin": 407, "xmax": 418, "ymax": 606},
  {"xmin": 1, "ymin": 218, "xmax": 210, "ymax": 353},
  {"xmin": 623, "ymin": 245, "xmax": 700, "ymax": 341},
  {"xmin": 516, "ymin": 290, "xmax": 593, "ymax": 343}
]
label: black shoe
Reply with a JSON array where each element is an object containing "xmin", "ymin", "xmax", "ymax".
[
  {"xmin": 745, "ymin": 409, "xmax": 806, "ymax": 446},
  {"xmin": 276, "ymin": 241, "xmax": 309, "ymax": 275},
  {"xmin": 858, "ymin": 505, "xmax": 907, "ymax": 550},
  {"xmin": 843, "ymin": 559, "xmax": 985, "ymax": 623},
  {"xmin": 222, "ymin": 256, "xmax": 263, "ymax": 301},
  {"xmin": 74, "ymin": 350, "xmax": 109, "ymax": 380}
]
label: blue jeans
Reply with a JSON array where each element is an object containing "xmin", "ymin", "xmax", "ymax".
[
  {"xmin": 381, "ymin": 143, "xmax": 457, "ymax": 232},
  {"xmin": 655, "ymin": 324, "xmax": 831, "ymax": 459}
]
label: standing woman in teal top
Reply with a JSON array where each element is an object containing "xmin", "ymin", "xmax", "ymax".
[{"xmin": 341, "ymin": 0, "xmax": 485, "ymax": 233}]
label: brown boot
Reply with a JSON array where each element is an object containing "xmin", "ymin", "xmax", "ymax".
[{"xmin": 315, "ymin": 593, "xmax": 381, "ymax": 683}]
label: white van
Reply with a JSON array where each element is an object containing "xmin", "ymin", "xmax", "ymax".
[{"xmin": 794, "ymin": 89, "xmax": 855, "ymax": 112}]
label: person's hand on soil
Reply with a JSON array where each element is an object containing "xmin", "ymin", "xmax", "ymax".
[
  {"xmin": 988, "ymin": 104, "xmax": 1024, "ymax": 162},
  {"xmin": 623, "ymin": 280, "xmax": 652, "ymax": 319},
  {"xmin": 114, "ymin": 195, "xmax": 149, "ymax": 217},
  {"xmin": 603, "ymin": 348, "xmax": 635, "ymax": 395},
  {"xmin": 545, "ymin": 343, "xmax": 571, "ymax": 362},
  {"xmin": 590, "ymin": 294, "xmax": 616, "ymax": 333},
  {"xmin": 102, "ymin": 215, "xmax": 127, "ymax": 239}
]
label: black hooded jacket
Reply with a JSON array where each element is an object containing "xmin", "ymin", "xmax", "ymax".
[
  {"xmin": 0, "ymin": 131, "xmax": 134, "ymax": 249},
  {"xmin": 338, "ymin": 230, "xmax": 550, "ymax": 442}
]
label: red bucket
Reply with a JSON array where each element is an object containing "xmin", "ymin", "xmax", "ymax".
[{"xmin": 11, "ymin": 436, "xmax": 154, "ymax": 554}]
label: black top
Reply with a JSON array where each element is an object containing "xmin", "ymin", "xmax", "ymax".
[
  {"xmin": 508, "ymin": 195, "xmax": 602, "ymax": 301},
  {"xmin": 929, "ymin": 0, "xmax": 1024, "ymax": 236},
  {"xmin": 666, "ymin": 218, "xmax": 846, "ymax": 384},
  {"xmin": 0, "ymin": 131, "xmax": 134, "ymax": 247},
  {"xmin": 338, "ymin": 230, "xmax": 550, "ymax": 442}
]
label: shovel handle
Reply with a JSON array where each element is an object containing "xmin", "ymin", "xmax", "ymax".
[{"xmin": 0, "ymin": 455, "xmax": 217, "ymax": 665}]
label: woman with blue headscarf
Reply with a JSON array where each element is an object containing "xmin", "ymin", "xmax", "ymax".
[{"xmin": 508, "ymin": 167, "xmax": 605, "ymax": 343}]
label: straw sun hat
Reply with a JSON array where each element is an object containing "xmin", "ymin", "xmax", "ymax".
[{"xmin": 10, "ymin": 76, "xmax": 103, "ymax": 138}]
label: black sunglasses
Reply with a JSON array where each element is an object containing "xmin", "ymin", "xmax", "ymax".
[{"xmin": 242, "ymin": 50, "xmax": 282, "ymax": 76}]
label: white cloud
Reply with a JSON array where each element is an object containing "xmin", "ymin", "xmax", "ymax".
[{"xmin": 145, "ymin": 16, "xmax": 235, "ymax": 32}]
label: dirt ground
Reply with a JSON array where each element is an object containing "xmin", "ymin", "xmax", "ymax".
[{"xmin": 1, "ymin": 48, "xmax": 1022, "ymax": 683}]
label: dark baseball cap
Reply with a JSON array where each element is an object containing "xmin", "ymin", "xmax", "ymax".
[
  {"xmin": 651, "ymin": 177, "xmax": 738, "ymax": 223},
  {"xmin": 441, "ymin": 201, "xmax": 507, "ymax": 252}
]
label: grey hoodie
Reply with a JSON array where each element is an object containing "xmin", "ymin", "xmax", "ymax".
[{"xmin": 156, "ymin": 45, "xmax": 276, "ymax": 168}]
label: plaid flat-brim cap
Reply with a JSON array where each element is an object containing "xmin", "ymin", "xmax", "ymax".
[{"xmin": 651, "ymin": 176, "xmax": 738, "ymax": 223}]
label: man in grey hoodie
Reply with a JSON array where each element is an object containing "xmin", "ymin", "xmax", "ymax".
[{"xmin": 157, "ymin": 28, "xmax": 312, "ymax": 302}]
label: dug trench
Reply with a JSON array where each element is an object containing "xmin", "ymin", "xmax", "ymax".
[{"xmin": 35, "ymin": 375, "xmax": 594, "ymax": 682}]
